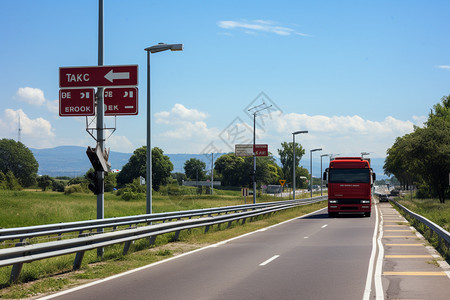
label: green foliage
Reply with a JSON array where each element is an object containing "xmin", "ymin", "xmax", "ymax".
[
  {"xmin": 184, "ymin": 158, "xmax": 206, "ymax": 180},
  {"xmin": 116, "ymin": 146, "xmax": 173, "ymax": 191},
  {"xmin": 0, "ymin": 139, "xmax": 38, "ymax": 187},
  {"xmin": 277, "ymin": 141, "xmax": 306, "ymax": 184},
  {"xmin": 384, "ymin": 95, "xmax": 450, "ymax": 203},
  {"xmin": 64, "ymin": 184, "xmax": 89, "ymax": 194},
  {"xmin": 214, "ymin": 153, "xmax": 281, "ymax": 187},
  {"xmin": 117, "ymin": 178, "xmax": 146, "ymax": 201},
  {"xmin": 52, "ymin": 180, "xmax": 66, "ymax": 192},
  {"xmin": 172, "ymin": 172, "xmax": 187, "ymax": 185},
  {"xmin": 0, "ymin": 170, "xmax": 22, "ymax": 190},
  {"xmin": 37, "ymin": 175, "xmax": 53, "ymax": 191}
]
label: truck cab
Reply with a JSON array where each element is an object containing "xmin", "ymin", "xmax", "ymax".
[{"xmin": 323, "ymin": 157, "xmax": 376, "ymax": 217}]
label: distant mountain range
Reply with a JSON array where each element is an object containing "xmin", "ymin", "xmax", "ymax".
[{"xmin": 30, "ymin": 146, "xmax": 388, "ymax": 179}]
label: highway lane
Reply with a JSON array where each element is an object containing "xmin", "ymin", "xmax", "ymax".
[{"xmin": 46, "ymin": 208, "xmax": 377, "ymax": 300}]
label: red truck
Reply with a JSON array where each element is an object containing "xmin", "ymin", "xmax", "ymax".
[{"xmin": 323, "ymin": 157, "xmax": 376, "ymax": 217}]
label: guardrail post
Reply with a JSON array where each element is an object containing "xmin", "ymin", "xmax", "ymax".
[
  {"xmin": 149, "ymin": 235, "xmax": 157, "ymax": 245},
  {"xmin": 173, "ymin": 230, "xmax": 180, "ymax": 241},
  {"xmin": 73, "ymin": 251, "xmax": 85, "ymax": 270},
  {"xmin": 9, "ymin": 238, "xmax": 26, "ymax": 283},
  {"xmin": 204, "ymin": 225, "xmax": 210, "ymax": 233},
  {"xmin": 123, "ymin": 241, "xmax": 132, "ymax": 255}
]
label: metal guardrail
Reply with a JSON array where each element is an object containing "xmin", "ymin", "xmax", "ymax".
[
  {"xmin": 0, "ymin": 196, "xmax": 326, "ymax": 282},
  {"xmin": 0, "ymin": 198, "xmax": 321, "ymax": 243},
  {"xmin": 390, "ymin": 199, "xmax": 450, "ymax": 250}
]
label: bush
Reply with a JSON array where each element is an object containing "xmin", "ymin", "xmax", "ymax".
[
  {"xmin": 117, "ymin": 178, "xmax": 146, "ymax": 201},
  {"xmin": 52, "ymin": 181, "xmax": 66, "ymax": 192},
  {"xmin": 64, "ymin": 184, "xmax": 88, "ymax": 194}
]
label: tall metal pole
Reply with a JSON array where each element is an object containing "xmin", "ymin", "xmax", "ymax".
[
  {"xmin": 97, "ymin": 0, "xmax": 104, "ymax": 257},
  {"xmin": 293, "ymin": 134, "xmax": 296, "ymax": 200},
  {"xmin": 211, "ymin": 153, "xmax": 214, "ymax": 195},
  {"xmin": 292, "ymin": 130, "xmax": 308, "ymax": 200},
  {"xmin": 146, "ymin": 51, "xmax": 152, "ymax": 214},
  {"xmin": 253, "ymin": 113, "xmax": 256, "ymax": 204},
  {"xmin": 310, "ymin": 150, "xmax": 312, "ymax": 199}
]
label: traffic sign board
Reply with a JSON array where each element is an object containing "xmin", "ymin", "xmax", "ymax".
[
  {"xmin": 59, "ymin": 65, "xmax": 138, "ymax": 88},
  {"xmin": 104, "ymin": 87, "xmax": 138, "ymax": 116},
  {"xmin": 59, "ymin": 88, "xmax": 95, "ymax": 117},
  {"xmin": 254, "ymin": 144, "xmax": 268, "ymax": 156},
  {"xmin": 279, "ymin": 180, "xmax": 286, "ymax": 187}
]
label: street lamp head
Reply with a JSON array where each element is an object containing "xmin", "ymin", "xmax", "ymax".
[
  {"xmin": 310, "ymin": 148, "xmax": 322, "ymax": 152},
  {"xmin": 292, "ymin": 130, "xmax": 308, "ymax": 135},
  {"xmin": 320, "ymin": 153, "xmax": 330, "ymax": 158},
  {"xmin": 145, "ymin": 43, "xmax": 184, "ymax": 53}
]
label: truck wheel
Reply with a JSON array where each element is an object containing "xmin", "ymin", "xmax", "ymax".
[{"xmin": 364, "ymin": 212, "xmax": 371, "ymax": 217}]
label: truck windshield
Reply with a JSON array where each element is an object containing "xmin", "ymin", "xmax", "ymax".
[{"xmin": 329, "ymin": 168, "xmax": 370, "ymax": 183}]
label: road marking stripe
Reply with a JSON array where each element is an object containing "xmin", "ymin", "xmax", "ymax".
[
  {"xmin": 385, "ymin": 255, "xmax": 432, "ymax": 258},
  {"xmin": 386, "ymin": 243, "xmax": 422, "ymax": 246},
  {"xmin": 383, "ymin": 272, "xmax": 447, "ymax": 276},
  {"xmin": 321, "ymin": 224, "xmax": 328, "ymax": 228},
  {"xmin": 260, "ymin": 255, "xmax": 280, "ymax": 266},
  {"xmin": 384, "ymin": 225, "xmax": 407, "ymax": 227},
  {"xmin": 385, "ymin": 230, "xmax": 412, "ymax": 232},
  {"xmin": 383, "ymin": 236, "xmax": 415, "ymax": 238}
]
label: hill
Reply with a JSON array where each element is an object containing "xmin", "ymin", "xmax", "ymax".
[{"xmin": 30, "ymin": 146, "xmax": 387, "ymax": 179}]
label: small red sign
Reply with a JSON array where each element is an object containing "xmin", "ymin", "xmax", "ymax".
[
  {"xmin": 104, "ymin": 87, "xmax": 138, "ymax": 116},
  {"xmin": 254, "ymin": 144, "xmax": 268, "ymax": 156},
  {"xmin": 59, "ymin": 65, "xmax": 138, "ymax": 88},
  {"xmin": 59, "ymin": 88, "xmax": 95, "ymax": 117}
]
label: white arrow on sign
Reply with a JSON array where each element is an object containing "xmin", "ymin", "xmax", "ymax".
[{"xmin": 104, "ymin": 70, "xmax": 130, "ymax": 83}]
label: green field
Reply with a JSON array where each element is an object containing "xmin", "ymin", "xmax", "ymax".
[
  {"xmin": 0, "ymin": 189, "xmax": 325, "ymax": 298},
  {"xmin": 395, "ymin": 197, "xmax": 450, "ymax": 262}
]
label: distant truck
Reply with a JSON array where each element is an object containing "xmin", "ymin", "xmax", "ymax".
[{"xmin": 323, "ymin": 157, "xmax": 376, "ymax": 217}]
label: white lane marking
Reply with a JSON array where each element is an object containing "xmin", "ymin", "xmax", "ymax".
[
  {"xmin": 374, "ymin": 206, "xmax": 385, "ymax": 299},
  {"xmin": 304, "ymin": 236, "xmax": 309, "ymax": 239},
  {"xmin": 321, "ymin": 224, "xmax": 328, "ymax": 228},
  {"xmin": 260, "ymin": 255, "xmax": 280, "ymax": 266},
  {"xmin": 363, "ymin": 203, "xmax": 382, "ymax": 300},
  {"xmin": 40, "ymin": 207, "xmax": 328, "ymax": 299}
]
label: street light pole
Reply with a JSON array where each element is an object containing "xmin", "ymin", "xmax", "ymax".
[
  {"xmin": 144, "ymin": 43, "xmax": 183, "ymax": 214},
  {"xmin": 320, "ymin": 154, "xmax": 330, "ymax": 196},
  {"xmin": 292, "ymin": 130, "xmax": 308, "ymax": 200},
  {"xmin": 310, "ymin": 148, "xmax": 322, "ymax": 198},
  {"xmin": 248, "ymin": 103, "xmax": 272, "ymax": 204}
]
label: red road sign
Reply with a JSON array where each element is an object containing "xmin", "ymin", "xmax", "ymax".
[
  {"xmin": 59, "ymin": 88, "xmax": 95, "ymax": 117},
  {"xmin": 104, "ymin": 87, "xmax": 138, "ymax": 116},
  {"xmin": 254, "ymin": 144, "xmax": 268, "ymax": 156},
  {"xmin": 59, "ymin": 65, "xmax": 138, "ymax": 88}
]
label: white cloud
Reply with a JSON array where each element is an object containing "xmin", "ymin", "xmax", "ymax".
[
  {"xmin": 155, "ymin": 103, "xmax": 208, "ymax": 124},
  {"xmin": 0, "ymin": 109, "xmax": 55, "ymax": 148},
  {"xmin": 217, "ymin": 20, "xmax": 310, "ymax": 37},
  {"xmin": 263, "ymin": 113, "xmax": 415, "ymax": 158},
  {"xmin": 437, "ymin": 65, "xmax": 450, "ymax": 69},
  {"xmin": 106, "ymin": 135, "xmax": 135, "ymax": 153},
  {"xmin": 16, "ymin": 87, "xmax": 46, "ymax": 106}
]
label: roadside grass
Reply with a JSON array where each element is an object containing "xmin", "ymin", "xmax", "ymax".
[
  {"xmin": 395, "ymin": 197, "xmax": 450, "ymax": 262},
  {"xmin": 0, "ymin": 189, "xmax": 324, "ymax": 298}
]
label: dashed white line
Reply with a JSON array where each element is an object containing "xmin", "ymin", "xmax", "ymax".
[
  {"xmin": 321, "ymin": 224, "xmax": 328, "ymax": 228},
  {"xmin": 259, "ymin": 255, "xmax": 280, "ymax": 266}
]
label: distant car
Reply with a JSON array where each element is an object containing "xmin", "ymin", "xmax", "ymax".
[
  {"xmin": 379, "ymin": 194, "xmax": 389, "ymax": 202},
  {"xmin": 390, "ymin": 190, "xmax": 400, "ymax": 196}
]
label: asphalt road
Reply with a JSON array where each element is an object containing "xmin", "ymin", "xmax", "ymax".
[{"xmin": 46, "ymin": 208, "xmax": 377, "ymax": 300}]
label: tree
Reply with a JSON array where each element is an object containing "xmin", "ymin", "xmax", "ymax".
[
  {"xmin": 172, "ymin": 172, "xmax": 187, "ymax": 185},
  {"xmin": 37, "ymin": 175, "xmax": 53, "ymax": 191},
  {"xmin": 152, "ymin": 147, "xmax": 173, "ymax": 190},
  {"xmin": 214, "ymin": 153, "xmax": 245, "ymax": 186},
  {"xmin": 277, "ymin": 141, "xmax": 305, "ymax": 185},
  {"xmin": 214, "ymin": 153, "xmax": 281, "ymax": 187},
  {"xmin": 184, "ymin": 158, "xmax": 206, "ymax": 181},
  {"xmin": 384, "ymin": 95, "xmax": 450, "ymax": 203},
  {"xmin": 116, "ymin": 146, "xmax": 173, "ymax": 191},
  {"xmin": 0, "ymin": 170, "xmax": 21, "ymax": 190},
  {"xmin": 0, "ymin": 139, "xmax": 38, "ymax": 187}
]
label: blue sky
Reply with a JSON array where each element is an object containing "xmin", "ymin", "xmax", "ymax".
[{"xmin": 1, "ymin": 0, "xmax": 449, "ymax": 160}]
